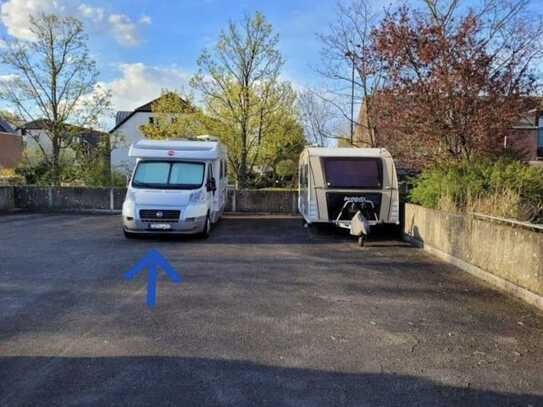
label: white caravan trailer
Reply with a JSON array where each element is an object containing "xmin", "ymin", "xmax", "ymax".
[
  {"xmin": 122, "ymin": 137, "xmax": 228, "ymax": 238},
  {"xmin": 298, "ymin": 147, "xmax": 400, "ymax": 245}
]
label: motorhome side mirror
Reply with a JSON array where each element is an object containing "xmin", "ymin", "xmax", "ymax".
[{"xmin": 207, "ymin": 177, "xmax": 217, "ymax": 192}]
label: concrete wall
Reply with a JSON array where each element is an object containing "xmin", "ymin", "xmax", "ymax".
[
  {"xmin": 404, "ymin": 203, "xmax": 543, "ymax": 308},
  {"xmin": 0, "ymin": 186, "xmax": 15, "ymax": 210},
  {"xmin": 227, "ymin": 190, "xmax": 297, "ymax": 213},
  {"xmin": 10, "ymin": 186, "xmax": 298, "ymax": 214},
  {"xmin": 13, "ymin": 187, "xmax": 125, "ymax": 211}
]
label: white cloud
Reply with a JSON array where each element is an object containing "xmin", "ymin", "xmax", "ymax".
[
  {"xmin": 78, "ymin": 4, "xmax": 104, "ymax": 23},
  {"xmin": 139, "ymin": 15, "xmax": 151, "ymax": 25},
  {"xmin": 108, "ymin": 14, "xmax": 140, "ymax": 46},
  {"xmin": 0, "ymin": 73, "xmax": 19, "ymax": 82},
  {"xmin": 0, "ymin": 0, "xmax": 150, "ymax": 46},
  {"xmin": 100, "ymin": 63, "xmax": 190, "ymax": 112},
  {"xmin": 0, "ymin": 0, "xmax": 61, "ymax": 40}
]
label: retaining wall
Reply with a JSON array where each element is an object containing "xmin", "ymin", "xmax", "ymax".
[
  {"xmin": 404, "ymin": 203, "xmax": 543, "ymax": 310},
  {"xmin": 9, "ymin": 186, "xmax": 298, "ymax": 214},
  {"xmin": 0, "ymin": 186, "xmax": 15, "ymax": 210}
]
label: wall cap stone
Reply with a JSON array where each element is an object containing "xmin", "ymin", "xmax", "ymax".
[{"xmin": 405, "ymin": 203, "xmax": 543, "ymax": 234}]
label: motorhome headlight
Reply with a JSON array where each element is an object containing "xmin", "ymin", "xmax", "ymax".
[
  {"xmin": 189, "ymin": 189, "xmax": 206, "ymax": 204},
  {"xmin": 123, "ymin": 199, "xmax": 135, "ymax": 218}
]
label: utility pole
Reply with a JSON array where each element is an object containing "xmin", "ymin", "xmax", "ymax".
[{"xmin": 345, "ymin": 50, "xmax": 355, "ymax": 145}]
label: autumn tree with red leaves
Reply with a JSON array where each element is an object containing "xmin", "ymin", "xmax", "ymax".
[{"xmin": 369, "ymin": 0, "xmax": 543, "ymax": 169}]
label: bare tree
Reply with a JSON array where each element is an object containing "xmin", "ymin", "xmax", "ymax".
[
  {"xmin": 316, "ymin": 0, "xmax": 385, "ymax": 146},
  {"xmin": 297, "ymin": 88, "xmax": 349, "ymax": 146},
  {"xmin": 0, "ymin": 14, "xmax": 111, "ymax": 185}
]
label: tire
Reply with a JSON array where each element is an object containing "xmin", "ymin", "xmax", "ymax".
[
  {"xmin": 358, "ymin": 235, "xmax": 366, "ymax": 247},
  {"xmin": 198, "ymin": 214, "xmax": 211, "ymax": 239}
]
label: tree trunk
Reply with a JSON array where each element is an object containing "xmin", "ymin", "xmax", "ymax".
[
  {"xmin": 239, "ymin": 146, "xmax": 248, "ymax": 189},
  {"xmin": 238, "ymin": 116, "xmax": 249, "ymax": 189},
  {"xmin": 51, "ymin": 136, "xmax": 61, "ymax": 186}
]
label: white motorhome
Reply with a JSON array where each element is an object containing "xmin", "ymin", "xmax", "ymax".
[
  {"xmin": 122, "ymin": 137, "xmax": 228, "ymax": 238},
  {"xmin": 298, "ymin": 147, "xmax": 400, "ymax": 244}
]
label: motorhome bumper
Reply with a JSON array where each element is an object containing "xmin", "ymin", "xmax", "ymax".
[{"xmin": 123, "ymin": 216, "xmax": 207, "ymax": 234}]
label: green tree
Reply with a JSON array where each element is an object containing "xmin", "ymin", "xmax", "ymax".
[
  {"xmin": 0, "ymin": 110, "xmax": 23, "ymax": 128},
  {"xmin": 198, "ymin": 79, "xmax": 304, "ymax": 187},
  {"xmin": 0, "ymin": 14, "xmax": 111, "ymax": 185},
  {"xmin": 191, "ymin": 12, "xmax": 288, "ymax": 188}
]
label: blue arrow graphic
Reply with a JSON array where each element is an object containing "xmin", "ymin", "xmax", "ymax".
[{"xmin": 124, "ymin": 249, "xmax": 181, "ymax": 308}]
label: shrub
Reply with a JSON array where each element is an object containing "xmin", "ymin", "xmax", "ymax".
[
  {"xmin": 14, "ymin": 146, "xmax": 128, "ymax": 187},
  {"xmin": 0, "ymin": 167, "xmax": 16, "ymax": 177},
  {"xmin": 410, "ymin": 158, "xmax": 543, "ymax": 223}
]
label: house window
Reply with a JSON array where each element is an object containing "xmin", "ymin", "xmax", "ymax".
[
  {"xmin": 148, "ymin": 117, "xmax": 159, "ymax": 125},
  {"xmin": 538, "ymin": 116, "xmax": 543, "ymax": 159}
]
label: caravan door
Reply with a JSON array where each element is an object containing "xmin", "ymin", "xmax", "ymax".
[{"xmin": 298, "ymin": 159, "xmax": 309, "ymax": 218}]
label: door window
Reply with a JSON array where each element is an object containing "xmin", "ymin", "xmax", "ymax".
[{"xmin": 537, "ymin": 115, "xmax": 543, "ymax": 158}]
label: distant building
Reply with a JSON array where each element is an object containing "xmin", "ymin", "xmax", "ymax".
[
  {"xmin": 0, "ymin": 117, "xmax": 22, "ymax": 169},
  {"xmin": 109, "ymin": 93, "xmax": 193, "ymax": 172},
  {"xmin": 355, "ymin": 97, "xmax": 543, "ymax": 166},
  {"xmin": 508, "ymin": 108, "xmax": 543, "ymax": 163},
  {"xmin": 17, "ymin": 119, "xmax": 110, "ymax": 171}
]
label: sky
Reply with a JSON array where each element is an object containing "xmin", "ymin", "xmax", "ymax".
[
  {"xmin": 0, "ymin": 0, "xmax": 348, "ymax": 115},
  {"xmin": 0, "ymin": 0, "xmax": 540, "ymax": 122}
]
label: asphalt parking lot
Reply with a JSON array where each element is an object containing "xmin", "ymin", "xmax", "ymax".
[{"xmin": 1, "ymin": 213, "xmax": 543, "ymax": 406}]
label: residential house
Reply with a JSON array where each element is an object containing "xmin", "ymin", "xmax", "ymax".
[
  {"xmin": 0, "ymin": 117, "xmax": 23, "ymax": 169},
  {"xmin": 17, "ymin": 119, "xmax": 110, "ymax": 169},
  {"xmin": 109, "ymin": 93, "xmax": 194, "ymax": 172},
  {"xmin": 508, "ymin": 108, "xmax": 543, "ymax": 163},
  {"xmin": 354, "ymin": 98, "xmax": 543, "ymax": 166}
]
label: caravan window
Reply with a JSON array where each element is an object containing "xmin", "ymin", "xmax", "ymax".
[
  {"xmin": 322, "ymin": 157, "xmax": 382, "ymax": 189},
  {"xmin": 133, "ymin": 161, "xmax": 205, "ymax": 189}
]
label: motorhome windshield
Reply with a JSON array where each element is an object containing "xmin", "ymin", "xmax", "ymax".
[
  {"xmin": 322, "ymin": 157, "xmax": 383, "ymax": 189},
  {"xmin": 132, "ymin": 161, "xmax": 205, "ymax": 189}
]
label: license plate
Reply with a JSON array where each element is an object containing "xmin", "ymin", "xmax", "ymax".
[{"xmin": 149, "ymin": 223, "xmax": 172, "ymax": 230}]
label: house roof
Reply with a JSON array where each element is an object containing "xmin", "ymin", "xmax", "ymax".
[
  {"xmin": 0, "ymin": 117, "xmax": 15, "ymax": 133},
  {"xmin": 109, "ymin": 93, "xmax": 192, "ymax": 134},
  {"xmin": 19, "ymin": 119, "xmax": 108, "ymax": 146},
  {"xmin": 115, "ymin": 111, "xmax": 131, "ymax": 125},
  {"xmin": 20, "ymin": 118, "xmax": 52, "ymax": 130}
]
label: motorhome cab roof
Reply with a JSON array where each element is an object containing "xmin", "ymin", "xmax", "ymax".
[{"xmin": 129, "ymin": 137, "xmax": 225, "ymax": 161}]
